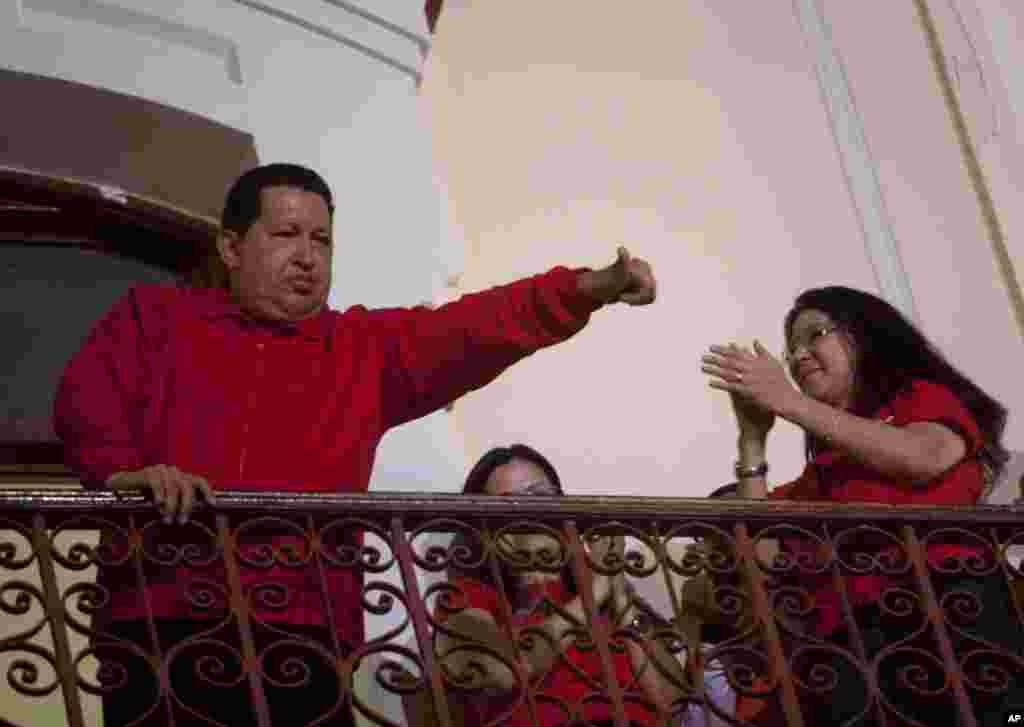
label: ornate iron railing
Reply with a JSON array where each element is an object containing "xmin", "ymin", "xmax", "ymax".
[{"xmin": 0, "ymin": 489, "xmax": 1023, "ymax": 726}]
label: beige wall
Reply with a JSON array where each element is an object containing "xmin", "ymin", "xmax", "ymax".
[{"xmin": 422, "ymin": 0, "xmax": 1024, "ymax": 501}]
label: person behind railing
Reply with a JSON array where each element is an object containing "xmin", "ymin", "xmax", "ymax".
[
  {"xmin": 52, "ymin": 163, "xmax": 657, "ymax": 727},
  {"xmin": 433, "ymin": 444, "xmax": 733, "ymax": 727},
  {"xmin": 700, "ymin": 285, "xmax": 1022, "ymax": 726}
]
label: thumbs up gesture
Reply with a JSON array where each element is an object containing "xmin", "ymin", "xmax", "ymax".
[{"xmin": 579, "ymin": 246, "xmax": 657, "ymax": 306}]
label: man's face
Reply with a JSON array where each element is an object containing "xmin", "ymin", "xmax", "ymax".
[{"xmin": 218, "ymin": 185, "xmax": 333, "ymax": 322}]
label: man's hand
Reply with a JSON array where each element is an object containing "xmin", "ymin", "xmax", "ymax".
[
  {"xmin": 578, "ymin": 247, "xmax": 657, "ymax": 306},
  {"xmin": 106, "ymin": 465, "xmax": 215, "ymax": 525}
]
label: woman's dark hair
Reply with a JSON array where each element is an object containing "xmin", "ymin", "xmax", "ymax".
[
  {"xmin": 461, "ymin": 444, "xmax": 564, "ymax": 497},
  {"xmin": 452, "ymin": 445, "xmax": 576, "ymax": 602},
  {"xmin": 784, "ymin": 286, "xmax": 1009, "ymax": 479}
]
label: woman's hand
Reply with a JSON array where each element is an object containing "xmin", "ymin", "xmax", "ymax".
[
  {"xmin": 702, "ymin": 341, "xmax": 799, "ymax": 437},
  {"xmin": 729, "ymin": 390, "xmax": 776, "ymax": 442}
]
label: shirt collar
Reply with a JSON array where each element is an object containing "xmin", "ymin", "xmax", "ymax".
[{"xmin": 196, "ymin": 287, "xmax": 330, "ymax": 341}]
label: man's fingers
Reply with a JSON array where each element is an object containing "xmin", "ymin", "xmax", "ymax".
[
  {"xmin": 618, "ymin": 290, "xmax": 654, "ymax": 305},
  {"xmin": 107, "ymin": 471, "xmax": 142, "ymax": 491},
  {"xmin": 178, "ymin": 475, "xmax": 215, "ymax": 525},
  {"xmin": 159, "ymin": 468, "xmax": 178, "ymax": 524},
  {"xmin": 193, "ymin": 476, "xmax": 216, "ymax": 505},
  {"xmin": 107, "ymin": 466, "xmax": 214, "ymax": 525},
  {"xmin": 148, "ymin": 469, "xmax": 165, "ymax": 507},
  {"xmin": 617, "ymin": 257, "xmax": 655, "ymax": 306},
  {"xmin": 177, "ymin": 477, "xmax": 195, "ymax": 525}
]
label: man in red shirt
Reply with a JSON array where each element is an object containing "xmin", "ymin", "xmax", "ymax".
[{"xmin": 54, "ymin": 163, "xmax": 656, "ymax": 726}]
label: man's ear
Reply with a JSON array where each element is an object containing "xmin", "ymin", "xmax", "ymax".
[{"xmin": 216, "ymin": 230, "xmax": 241, "ymax": 271}]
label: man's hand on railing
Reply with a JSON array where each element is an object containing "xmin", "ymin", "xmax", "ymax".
[{"xmin": 106, "ymin": 464, "xmax": 216, "ymax": 525}]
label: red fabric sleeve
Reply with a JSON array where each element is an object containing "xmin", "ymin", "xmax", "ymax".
[
  {"xmin": 438, "ymin": 576, "xmax": 502, "ymax": 623},
  {"xmin": 53, "ymin": 286, "xmax": 163, "ymax": 487},
  {"xmin": 889, "ymin": 380, "xmax": 982, "ymax": 454},
  {"xmin": 768, "ymin": 380, "xmax": 983, "ymax": 504},
  {"xmin": 374, "ymin": 267, "xmax": 601, "ymax": 428},
  {"xmin": 768, "ymin": 464, "xmax": 820, "ymax": 500}
]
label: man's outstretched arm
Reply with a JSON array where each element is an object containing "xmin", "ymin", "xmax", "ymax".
[{"xmin": 377, "ymin": 247, "xmax": 657, "ymax": 428}]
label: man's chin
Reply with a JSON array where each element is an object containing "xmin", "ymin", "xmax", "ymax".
[{"xmin": 265, "ymin": 295, "xmax": 326, "ymax": 322}]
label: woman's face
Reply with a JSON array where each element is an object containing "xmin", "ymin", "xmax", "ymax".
[
  {"xmin": 484, "ymin": 459, "xmax": 562, "ymax": 576},
  {"xmin": 484, "ymin": 459, "xmax": 558, "ymax": 498},
  {"xmin": 786, "ymin": 308, "xmax": 857, "ymax": 409}
]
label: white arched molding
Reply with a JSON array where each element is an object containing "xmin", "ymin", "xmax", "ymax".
[
  {"xmin": 19, "ymin": 0, "xmax": 243, "ymax": 83},
  {"xmin": 7, "ymin": 0, "xmax": 431, "ymax": 130},
  {"xmin": 792, "ymin": 0, "xmax": 919, "ymax": 322},
  {"xmin": 230, "ymin": 0, "xmax": 429, "ymax": 83}
]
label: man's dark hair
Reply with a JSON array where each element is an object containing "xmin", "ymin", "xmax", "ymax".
[
  {"xmin": 785, "ymin": 285, "xmax": 1009, "ymax": 479},
  {"xmin": 221, "ymin": 163, "xmax": 334, "ymax": 236}
]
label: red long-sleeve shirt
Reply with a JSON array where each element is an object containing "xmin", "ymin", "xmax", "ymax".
[{"xmin": 54, "ymin": 266, "xmax": 600, "ymax": 648}]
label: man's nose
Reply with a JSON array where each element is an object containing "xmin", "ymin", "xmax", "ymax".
[{"xmin": 293, "ymin": 236, "xmax": 317, "ymax": 268}]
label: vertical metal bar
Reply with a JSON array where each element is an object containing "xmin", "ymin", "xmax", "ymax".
[
  {"xmin": 129, "ymin": 515, "xmax": 175, "ymax": 725},
  {"xmin": 903, "ymin": 526, "xmax": 978, "ymax": 727},
  {"xmin": 31, "ymin": 513, "xmax": 86, "ymax": 727},
  {"xmin": 826, "ymin": 524, "xmax": 886, "ymax": 727},
  {"xmin": 308, "ymin": 514, "xmax": 345, "ymax": 718},
  {"xmin": 734, "ymin": 523, "xmax": 805, "ymax": 727},
  {"xmin": 657, "ymin": 521, "xmax": 702, "ymax": 721},
  {"xmin": 486, "ymin": 523, "xmax": 542, "ymax": 726},
  {"xmin": 564, "ymin": 520, "xmax": 628, "ymax": 727},
  {"xmin": 216, "ymin": 513, "xmax": 272, "ymax": 727},
  {"xmin": 994, "ymin": 526, "xmax": 1024, "ymax": 628},
  {"xmin": 391, "ymin": 516, "xmax": 455, "ymax": 727},
  {"xmin": 308, "ymin": 514, "xmax": 342, "ymax": 653}
]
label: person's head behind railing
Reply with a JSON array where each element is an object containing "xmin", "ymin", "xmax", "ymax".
[{"xmin": 449, "ymin": 444, "xmax": 578, "ymax": 602}]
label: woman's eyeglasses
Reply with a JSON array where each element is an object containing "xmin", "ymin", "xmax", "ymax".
[
  {"xmin": 784, "ymin": 325, "xmax": 839, "ymax": 363},
  {"xmin": 506, "ymin": 481, "xmax": 562, "ymax": 497}
]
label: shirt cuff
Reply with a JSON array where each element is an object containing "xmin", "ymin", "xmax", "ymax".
[{"xmin": 557, "ymin": 266, "xmax": 604, "ymax": 318}]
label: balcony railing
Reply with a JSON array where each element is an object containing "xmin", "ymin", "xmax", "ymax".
[{"xmin": 0, "ymin": 488, "xmax": 1023, "ymax": 726}]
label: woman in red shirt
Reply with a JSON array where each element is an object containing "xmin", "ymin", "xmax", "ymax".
[
  {"xmin": 434, "ymin": 445, "xmax": 693, "ymax": 727},
  {"xmin": 700, "ymin": 285, "xmax": 1020, "ymax": 727}
]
